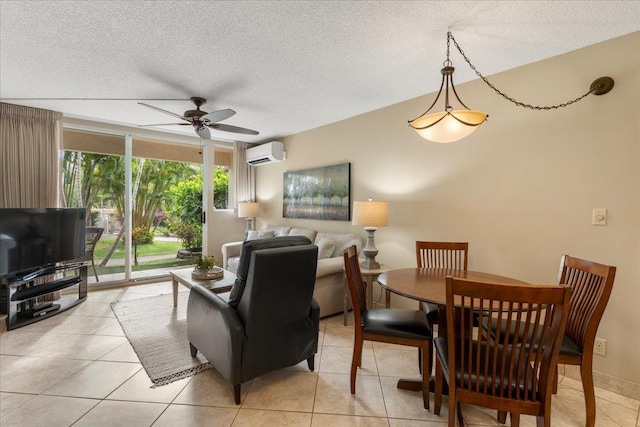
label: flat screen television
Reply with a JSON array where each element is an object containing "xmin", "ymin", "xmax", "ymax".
[{"xmin": 0, "ymin": 208, "xmax": 86, "ymax": 278}]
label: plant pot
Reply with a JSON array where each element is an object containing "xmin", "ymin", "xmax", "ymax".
[{"xmin": 191, "ymin": 266, "xmax": 224, "ymax": 281}]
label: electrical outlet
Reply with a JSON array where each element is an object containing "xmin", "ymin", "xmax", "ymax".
[{"xmin": 594, "ymin": 338, "xmax": 607, "ymax": 356}]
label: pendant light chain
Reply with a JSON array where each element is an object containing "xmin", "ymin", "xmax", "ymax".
[{"xmin": 448, "ymin": 32, "xmax": 593, "ymax": 111}]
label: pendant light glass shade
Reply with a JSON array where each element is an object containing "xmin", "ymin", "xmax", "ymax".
[
  {"xmin": 409, "ymin": 109, "xmax": 487, "ymax": 143},
  {"xmin": 409, "ymin": 32, "xmax": 487, "ymax": 143}
]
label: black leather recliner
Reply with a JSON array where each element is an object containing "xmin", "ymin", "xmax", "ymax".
[{"xmin": 186, "ymin": 236, "xmax": 320, "ymax": 404}]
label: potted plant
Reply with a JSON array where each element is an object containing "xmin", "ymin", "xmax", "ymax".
[
  {"xmin": 193, "ymin": 254, "xmax": 217, "ymax": 273},
  {"xmin": 191, "ymin": 254, "xmax": 223, "ymax": 280}
]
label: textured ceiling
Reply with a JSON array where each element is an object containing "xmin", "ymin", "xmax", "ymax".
[{"xmin": 1, "ymin": 1, "xmax": 639, "ymax": 144}]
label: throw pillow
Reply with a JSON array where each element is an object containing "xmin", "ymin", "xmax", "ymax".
[
  {"xmin": 246, "ymin": 230, "xmax": 275, "ymax": 241},
  {"xmin": 316, "ymin": 238, "xmax": 335, "ymax": 260}
]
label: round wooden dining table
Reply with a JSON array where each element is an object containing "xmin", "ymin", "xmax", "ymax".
[
  {"xmin": 377, "ymin": 268, "xmax": 530, "ymax": 393},
  {"xmin": 377, "ymin": 268, "xmax": 530, "ymax": 312}
]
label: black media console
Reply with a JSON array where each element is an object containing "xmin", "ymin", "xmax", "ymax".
[{"xmin": 1, "ymin": 263, "xmax": 88, "ymax": 330}]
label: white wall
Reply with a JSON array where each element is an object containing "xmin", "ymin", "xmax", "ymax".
[{"xmin": 250, "ymin": 32, "xmax": 640, "ymax": 384}]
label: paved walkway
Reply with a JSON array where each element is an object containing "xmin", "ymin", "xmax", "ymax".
[{"xmin": 98, "ymin": 253, "xmax": 183, "ymax": 267}]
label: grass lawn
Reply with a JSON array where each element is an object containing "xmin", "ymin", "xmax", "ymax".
[
  {"xmin": 91, "ymin": 235, "xmax": 196, "ymax": 276},
  {"xmin": 94, "ymin": 236, "xmax": 183, "ymax": 261},
  {"xmin": 95, "ymin": 257, "xmax": 193, "ymax": 275}
]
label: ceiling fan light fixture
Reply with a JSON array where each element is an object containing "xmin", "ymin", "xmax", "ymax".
[{"xmin": 195, "ymin": 125, "xmax": 211, "ymax": 140}]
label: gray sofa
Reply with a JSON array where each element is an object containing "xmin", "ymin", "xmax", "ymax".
[{"xmin": 222, "ymin": 224, "xmax": 364, "ymax": 318}]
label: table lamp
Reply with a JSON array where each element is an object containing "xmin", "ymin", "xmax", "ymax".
[
  {"xmin": 352, "ymin": 198, "xmax": 388, "ymax": 270},
  {"xmin": 238, "ymin": 202, "xmax": 260, "ymax": 237}
]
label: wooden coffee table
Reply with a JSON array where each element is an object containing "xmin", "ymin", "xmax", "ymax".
[{"xmin": 170, "ymin": 268, "xmax": 237, "ymax": 306}]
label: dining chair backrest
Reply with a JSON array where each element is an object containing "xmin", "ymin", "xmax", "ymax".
[
  {"xmin": 344, "ymin": 245, "xmax": 367, "ymax": 322},
  {"xmin": 443, "ymin": 277, "xmax": 571, "ymax": 415},
  {"xmin": 416, "ymin": 241, "xmax": 468, "ymax": 270},
  {"xmin": 85, "ymin": 227, "xmax": 104, "ymax": 256},
  {"xmin": 557, "ymin": 255, "xmax": 616, "ymax": 353}
]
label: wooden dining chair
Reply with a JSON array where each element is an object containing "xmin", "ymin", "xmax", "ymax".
[
  {"xmin": 487, "ymin": 255, "xmax": 617, "ymax": 426},
  {"xmin": 415, "ymin": 241, "xmax": 469, "ymax": 325},
  {"xmin": 555, "ymin": 256, "xmax": 616, "ymax": 427},
  {"xmin": 434, "ymin": 277, "xmax": 572, "ymax": 427},
  {"xmin": 343, "ymin": 245, "xmax": 433, "ymax": 409}
]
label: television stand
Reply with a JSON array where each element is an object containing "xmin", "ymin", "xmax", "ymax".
[{"xmin": 0, "ymin": 263, "xmax": 87, "ymax": 330}]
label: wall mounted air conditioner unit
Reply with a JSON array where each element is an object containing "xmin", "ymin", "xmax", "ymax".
[{"xmin": 246, "ymin": 141, "xmax": 285, "ymax": 166}]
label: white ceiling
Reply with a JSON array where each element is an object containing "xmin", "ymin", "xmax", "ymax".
[{"xmin": 1, "ymin": 1, "xmax": 639, "ymax": 144}]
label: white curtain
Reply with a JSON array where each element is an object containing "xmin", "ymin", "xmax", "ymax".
[
  {"xmin": 0, "ymin": 103, "xmax": 62, "ymax": 208},
  {"xmin": 233, "ymin": 142, "xmax": 255, "ymax": 205}
]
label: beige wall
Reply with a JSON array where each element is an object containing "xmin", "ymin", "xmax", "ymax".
[{"xmin": 251, "ymin": 32, "xmax": 640, "ymax": 384}]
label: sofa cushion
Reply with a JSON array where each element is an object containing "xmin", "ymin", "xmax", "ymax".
[
  {"xmin": 314, "ymin": 232, "xmax": 362, "ymax": 258},
  {"xmin": 289, "ymin": 227, "xmax": 317, "ymax": 242},
  {"xmin": 246, "ymin": 230, "xmax": 275, "ymax": 241},
  {"xmin": 228, "ymin": 236, "xmax": 312, "ymax": 308},
  {"xmin": 316, "ymin": 238, "xmax": 336, "ymax": 260},
  {"xmin": 227, "ymin": 256, "xmax": 240, "ymax": 273},
  {"xmin": 263, "ymin": 225, "xmax": 292, "ymax": 237},
  {"xmin": 316, "ymin": 256, "xmax": 344, "ymax": 277}
]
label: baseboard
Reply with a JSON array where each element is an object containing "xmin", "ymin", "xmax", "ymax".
[{"xmin": 563, "ymin": 364, "xmax": 640, "ymax": 400}]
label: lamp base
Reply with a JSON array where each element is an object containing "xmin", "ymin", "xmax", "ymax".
[
  {"xmin": 360, "ymin": 257, "xmax": 380, "ymax": 271},
  {"xmin": 244, "ymin": 217, "xmax": 254, "ymax": 238},
  {"xmin": 360, "ymin": 227, "xmax": 380, "ymax": 270}
]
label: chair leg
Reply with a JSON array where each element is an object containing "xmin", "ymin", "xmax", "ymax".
[
  {"xmin": 497, "ymin": 411, "xmax": 507, "ymax": 424},
  {"xmin": 434, "ymin": 356, "xmax": 443, "ymax": 415},
  {"xmin": 448, "ymin": 397, "xmax": 460, "ymax": 426},
  {"xmin": 233, "ymin": 384, "xmax": 241, "ymax": 405},
  {"xmin": 91, "ymin": 258, "xmax": 99, "ymax": 282},
  {"xmin": 418, "ymin": 347, "xmax": 422, "ymax": 374},
  {"xmin": 351, "ymin": 338, "xmax": 363, "ymax": 394},
  {"xmin": 456, "ymin": 402, "xmax": 465, "ymax": 426},
  {"xmin": 307, "ymin": 355, "xmax": 315, "ymax": 371},
  {"xmin": 580, "ymin": 359, "xmax": 596, "ymax": 427},
  {"xmin": 510, "ymin": 412, "xmax": 520, "ymax": 427},
  {"xmin": 420, "ymin": 341, "xmax": 430, "ymax": 410},
  {"xmin": 536, "ymin": 413, "xmax": 551, "ymax": 427},
  {"xmin": 553, "ymin": 364, "xmax": 559, "ymax": 394},
  {"xmin": 189, "ymin": 343, "xmax": 197, "ymax": 357}
]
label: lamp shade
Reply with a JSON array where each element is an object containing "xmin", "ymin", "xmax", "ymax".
[
  {"xmin": 410, "ymin": 109, "xmax": 487, "ymax": 143},
  {"xmin": 238, "ymin": 202, "xmax": 260, "ymax": 218},
  {"xmin": 352, "ymin": 200, "xmax": 388, "ymax": 227}
]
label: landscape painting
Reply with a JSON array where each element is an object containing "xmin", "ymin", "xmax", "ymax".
[{"xmin": 283, "ymin": 163, "xmax": 351, "ymax": 221}]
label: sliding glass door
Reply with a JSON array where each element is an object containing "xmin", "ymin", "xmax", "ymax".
[{"xmin": 61, "ymin": 126, "xmax": 234, "ymax": 285}]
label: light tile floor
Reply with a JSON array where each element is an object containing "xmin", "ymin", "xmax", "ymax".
[{"xmin": 1, "ymin": 281, "xmax": 639, "ymax": 427}]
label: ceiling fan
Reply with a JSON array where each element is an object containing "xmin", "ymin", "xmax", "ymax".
[{"xmin": 138, "ymin": 96, "xmax": 259, "ymax": 139}]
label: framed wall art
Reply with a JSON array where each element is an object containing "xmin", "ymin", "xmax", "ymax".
[{"xmin": 283, "ymin": 162, "xmax": 351, "ymax": 221}]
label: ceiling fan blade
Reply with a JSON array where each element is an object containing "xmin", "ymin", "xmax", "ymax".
[
  {"xmin": 138, "ymin": 102, "xmax": 186, "ymax": 120},
  {"xmin": 196, "ymin": 126, "xmax": 211, "ymax": 140},
  {"xmin": 139, "ymin": 122, "xmax": 191, "ymax": 127},
  {"xmin": 201, "ymin": 109, "xmax": 236, "ymax": 124},
  {"xmin": 207, "ymin": 123, "xmax": 259, "ymax": 135}
]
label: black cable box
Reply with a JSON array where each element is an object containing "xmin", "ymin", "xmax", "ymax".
[{"xmin": 17, "ymin": 303, "xmax": 61, "ymax": 318}]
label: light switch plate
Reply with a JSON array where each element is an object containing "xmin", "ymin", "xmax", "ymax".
[{"xmin": 592, "ymin": 208, "xmax": 607, "ymax": 226}]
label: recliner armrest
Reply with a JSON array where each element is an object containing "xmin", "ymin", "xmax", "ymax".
[{"xmin": 222, "ymin": 241, "xmax": 243, "ymax": 270}]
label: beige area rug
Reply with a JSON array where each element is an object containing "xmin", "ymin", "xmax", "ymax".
[{"xmin": 111, "ymin": 292, "xmax": 211, "ymax": 387}]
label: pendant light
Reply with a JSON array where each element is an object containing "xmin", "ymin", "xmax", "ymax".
[
  {"xmin": 409, "ymin": 32, "xmax": 487, "ymax": 143},
  {"xmin": 409, "ymin": 31, "xmax": 614, "ymax": 143}
]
